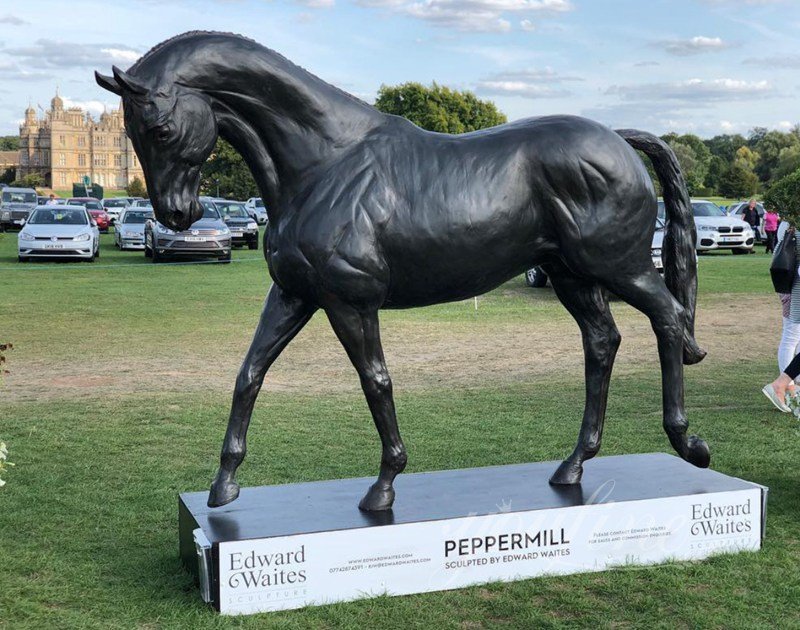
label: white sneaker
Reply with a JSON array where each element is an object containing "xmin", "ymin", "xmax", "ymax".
[{"xmin": 762, "ymin": 384, "xmax": 790, "ymax": 412}]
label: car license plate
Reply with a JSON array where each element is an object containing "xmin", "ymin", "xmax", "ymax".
[
  {"xmin": 185, "ymin": 236, "xmax": 207, "ymax": 242},
  {"xmin": 720, "ymin": 236, "xmax": 737, "ymax": 242},
  {"xmin": 231, "ymin": 231, "xmax": 243, "ymax": 236},
  {"xmin": 44, "ymin": 243, "xmax": 63, "ymax": 249}
]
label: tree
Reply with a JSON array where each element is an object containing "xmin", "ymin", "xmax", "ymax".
[
  {"xmin": 200, "ymin": 138, "xmax": 258, "ymax": 200},
  {"xmin": 774, "ymin": 145, "xmax": 800, "ymax": 180},
  {"xmin": 12, "ymin": 173, "xmax": 44, "ymax": 189},
  {"xmin": 126, "ymin": 176, "xmax": 147, "ymax": 198},
  {"xmin": 665, "ymin": 139, "xmax": 708, "ymax": 195},
  {"xmin": 751, "ymin": 129, "xmax": 799, "ymax": 183},
  {"xmin": 374, "ymin": 82, "xmax": 506, "ymax": 134},
  {"xmin": 0, "ymin": 136, "xmax": 19, "ymax": 151},
  {"xmin": 763, "ymin": 169, "xmax": 800, "ymax": 225},
  {"xmin": 704, "ymin": 134, "xmax": 747, "ymax": 163},
  {"xmin": 0, "ymin": 168, "xmax": 15, "ymax": 185},
  {"xmin": 718, "ymin": 163, "xmax": 759, "ymax": 198}
]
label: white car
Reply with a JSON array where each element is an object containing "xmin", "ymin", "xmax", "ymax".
[
  {"xmin": 659, "ymin": 199, "xmax": 754, "ymax": 254},
  {"xmin": 245, "ymin": 197, "xmax": 268, "ymax": 225},
  {"xmin": 17, "ymin": 205, "xmax": 100, "ymax": 262},
  {"xmin": 114, "ymin": 207, "xmax": 153, "ymax": 250},
  {"xmin": 101, "ymin": 197, "xmax": 131, "ymax": 224}
]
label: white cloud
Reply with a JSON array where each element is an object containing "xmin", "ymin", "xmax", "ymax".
[
  {"xmin": 296, "ymin": 0, "xmax": 335, "ymax": 7},
  {"xmin": 358, "ymin": 0, "xmax": 572, "ymax": 32},
  {"xmin": 520, "ymin": 19, "xmax": 535, "ymax": 31},
  {"xmin": 0, "ymin": 61, "xmax": 51, "ymax": 82},
  {"xmin": 658, "ymin": 35, "xmax": 729, "ymax": 56},
  {"xmin": 743, "ymin": 54, "xmax": 800, "ymax": 68},
  {"xmin": 476, "ymin": 68, "xmax": 581, "ymax": 98},
  {"xmin": 0, "ymin": 14, "xmax": 27, "ymax": 25},
  {"xmin": 606, "ymin": 78, "xmax": 773, "ymax": 102},
  {"xmin": 5, "ymin": 39, "xmax": 141, "ymax": 70},
  {"xmin": 62, "ymin": 97, "xmax": 118, "ymax": 117}
]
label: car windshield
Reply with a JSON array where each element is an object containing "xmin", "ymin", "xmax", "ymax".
[
  {"xmin": 218, "ymin": 203, "xmax": 248, "ymax": 218},
  {"xmin": 3, "ymin": 191, "xmax": 36, "ymax": 204},
  {"xmin": 123, "ymin": 211, "xmax": 153, "ymax": 224},
  {"xmin": 692, "ymin": 202, "xmax": 725, "ymax": 217},
  {"xmin": 28, "ymin": 208, "xmax": 88, "ymax": 225},
  {"xmin": 201, "ymin": 201, "xmax": 220, "ymax": 219},
  {"xmin": 69, "ymin": 199, "xmax": 102, "ymax": 210},
  {"xmin": 104, "ymin": 199, "xmax": 128, "ymax": 207},
  {"xmin": 133, "ymin": 200, "xmax": 151, "ymax": 207},
  {"xmin": 254, "ymin": 198, "xmax": 264, "ymax": 208}
]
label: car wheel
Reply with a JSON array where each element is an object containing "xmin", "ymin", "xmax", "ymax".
[
  {"xmin": 152, "ymin": 244, "xmax": 161, "ymax": 263},
  {"xmin": 95, "ymin": 244, "xmax": 100, "ymax": 258},
  {"xmin": 18, "ymin": 255, "xmax": 28, "ymax": 263},
  {"xmin": 144, "ymin": 234, "xmax": 152, "ymax": 258},
  {"xmin": 220, "ymin": 252, "xmax": 232, "ymax": 264},
  {"xmin": 248, "ymin": 238, "xmax": 258, "ymax": 250},
  {"xmin": 732, "ymin": 248, "xmax": 749, "ymax": 255},
  {"xmin": 525, "ymin": 267, "xmax": 548, "ymax": 288}
]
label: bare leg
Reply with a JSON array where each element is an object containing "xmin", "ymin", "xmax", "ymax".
[
  {"xmin": 208, "ymin": 284, "xmax": 316, "ymax": 507},
  {"xmin": 545, "ymin": 264, "xmax": 622, "ymax": 485},
  {"xmin": 607, "ymin": 267, "xmax": 710, "ymax": 467},
  {"xmin": 325, "ymin": 303, "xmax": 406, "ymax": 511}
]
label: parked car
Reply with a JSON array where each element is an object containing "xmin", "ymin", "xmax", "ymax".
[
  {"xmin": 144, "ymin": 199, "xmax": 231, "ymax": 262},
  {"xmin": 131, "ymin": 199, "xmax": 152, "ymax": 208},
  {"xmin": 114, "ymin": 207, "xmax": 153, "ymax": 250},
  {"xmin": 245, "ymin": 197, "xmax": 268, "ymax": 225},
  {"xmin": 102, "ymin": 197, "xmax": 131, "ymax": 224},
  {"xmin": 17, "ymin": 205, "xmax": 100, "ymax": 262},
  {"xmin": 525, "ymin": 218, "xmax": 669, "ymax": 288},
  {"xmin": 0, "ymin": 187, "xmax": 38, "ymax": 231},
  {"xmin": 67, "ymin": 197, "xmax": 111, "ymax": 232},
  {"xmin": 659, "ymin": 199, "xmax": 754, "ymax": 254},
  {"xmin": 215, "ymin": 200, "xmax": 259, "ymax": 249}
]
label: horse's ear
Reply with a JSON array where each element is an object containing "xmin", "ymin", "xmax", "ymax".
[
  {"xmin": 111, "ymin": 65, "xmax": 148, "ymax": 95},
  {"xmin": 95, "ymin": 71, "xmax": 122, "ymax": 96}
]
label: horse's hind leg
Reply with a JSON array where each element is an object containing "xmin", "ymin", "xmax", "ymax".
[
  {"xmin": 545, "ymin": 263, "xmax": 622, "ymax": 485},
  {"xmin": 605, "ymin": 266, "xmax": 710, "ymax": 468},
  {"xmin": 208, "ymin": 284, "xmax": 316, "ymax": 508},
  {"xmin": 324, "ymin": 303, "xmax": 406, "ymax": 511}
]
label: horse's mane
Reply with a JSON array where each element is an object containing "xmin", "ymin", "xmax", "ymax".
[{"xmin": 131, "ymin": 31, "xmax": 373, "ymax": 109}]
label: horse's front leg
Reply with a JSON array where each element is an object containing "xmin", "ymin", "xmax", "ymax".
[
  {"xmin": 208, "ymin": 284, "xmax": 316, "ymax": 507},
  {"xmin": 325, "ymin": 303, "xmax": 406, "ymax": 511}
]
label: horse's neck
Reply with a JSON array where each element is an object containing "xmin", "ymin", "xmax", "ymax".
[{"xmin": 177, "ymin": 48, "xmax": 382, "ymax": 211}]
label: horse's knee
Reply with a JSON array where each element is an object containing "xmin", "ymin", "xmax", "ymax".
[
  {"xmin": 362, "ymin": 369, "xmax": 393, "ymax": 398},
  {"xmin": 221, "ymin": 443, "xmax": 246, "ymax": 468},
  {"xmin": 383, "ymin": 446, "xmax": 407, "ymax": 473},
  {"xmin": 586, "ymin": 327, "xmax": 621, "ymax": 365}
]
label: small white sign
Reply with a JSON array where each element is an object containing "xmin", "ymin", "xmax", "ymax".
[{"xmin": 217, "ymin": 487, "xmax": 763, "ymax": 615}]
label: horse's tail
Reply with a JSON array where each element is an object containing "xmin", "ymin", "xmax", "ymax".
[{"xmin": 616, "ymin": 128, "xmax": 706, "ymax": 365}]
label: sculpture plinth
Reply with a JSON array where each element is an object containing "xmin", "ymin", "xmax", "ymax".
[{"xmin": 179, "ymin": 453, "xmax": 766, "ymax": 615}]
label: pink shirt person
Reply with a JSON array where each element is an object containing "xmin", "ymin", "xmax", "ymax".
[{"xmin": 764, "ymin": 210, "xmax": 779, "ymax": 232}]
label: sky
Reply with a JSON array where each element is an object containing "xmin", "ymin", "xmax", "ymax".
[{"xmin": 0, "ymin": 0, "xmax": 797, "ymax": 138}]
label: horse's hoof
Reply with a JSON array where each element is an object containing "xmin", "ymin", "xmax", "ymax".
[
  {"xmin": 358, "ymin": 483, "xmax": 395, "ymax": 512},
  {"xmin": 208, "ymin": 479, "xmax": 240, "ymax": 508},
  {"xmin": 549, "ymin": 460, "xmax": 583, "ymax": 485},
  {"xmin": 685, "ymin": 436, "xmax": 711, "ymax": 468}
]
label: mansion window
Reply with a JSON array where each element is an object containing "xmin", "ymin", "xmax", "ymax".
[
  {"xmin": 95, "ymin": 136, "xmax": 106, "ymax": 146},
  {"xmin": 113, "ymin": 136, "xmax": 121, "ymax": 147},
  {"xmin": 94, "ymin": 155, "xmax": 107, "ymax": 167},
  {"xmin": 33, "ymin": 154, "xmax": 39, "ymax": 165},
  {"xmin": 20, "ymin": 154, "xmax": 27, "ymax": 165},
  {"xmin": 114, "ymin": 155, "xmax": 122, "ymax": 167},
  {"xmin": 78, "ymin": 136, "xmax": 86, "ymax": 147},
  {"xmin": 58, "ymin": 153, "xmax": 66, "ymax": 167},
  {"xmin": 59, "ymin": 173, "xmax": 67, "ymax": 186},
  {"xmin": 78, "ymin": 154, "xmax": 86, "ymax": 167},
  {"xmin": 59, "ymin": 135, "xmax": 66, "ymax": 146}
]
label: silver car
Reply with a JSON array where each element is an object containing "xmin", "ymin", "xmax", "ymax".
[
  {"xmin": 144, "ymin": 199, "xmax": 232, "ymax": 262},
  {"xmin": 1, "ymin": 187, "xmax": 38, "ymax": 231},
  {"xmin": 245, "ymin": 197, "xmax": 268, "ymax": 225},
  {"xmin": 114, "ymin": 207, "xmax": 153, "ymax": 250},
  {"xmin": 17, "ymin": 205, "xmax": 100, "ymax": 262},
  {"xmin": 102, "ymin": 197, "xmax": 131, "ymax": 224}
]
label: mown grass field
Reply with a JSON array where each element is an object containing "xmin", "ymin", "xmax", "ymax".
[{"xmin": 1, "ymin": 229, "xmax": 798, "ymax": 629}]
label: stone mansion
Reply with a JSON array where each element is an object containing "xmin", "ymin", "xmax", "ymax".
[{"xmin": 17, "ymin": 91, "xmax": 144, "ymax": 190}]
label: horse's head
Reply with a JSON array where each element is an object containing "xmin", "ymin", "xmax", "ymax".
[{"xmin": 95, "ymin": 66, "xmax": 217, "ymax": 231}]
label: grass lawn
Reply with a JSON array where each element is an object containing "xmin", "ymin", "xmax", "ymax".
[{"xmin": 0, "ymin": 230, "xmax": 798, "ymax": 629}]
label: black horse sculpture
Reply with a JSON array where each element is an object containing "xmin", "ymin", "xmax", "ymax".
[{"xmin": 96, "ymin": 31, "xmax": 709, "ymax": 512}]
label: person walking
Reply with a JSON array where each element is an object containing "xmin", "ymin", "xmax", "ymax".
[
  {"xmin": 742, "ymin": 199, "xmax": 761, "ymax": 247},
  {"xmin": 763, "ymin": 205, "xmax": 780, "ymax": 253},
  {"xmin": 764, "ymin": 221, "xmax": 800, "ymax": 411}
]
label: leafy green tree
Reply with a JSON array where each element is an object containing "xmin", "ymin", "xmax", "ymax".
[
  {"xmin": 751, "ymin": 129, "xmax": 799, "ymax": 183},
  {"xmin": 12, "ymin": 173, "xmax": 44, "ymax": 189},
  {"xmin": 0, "ymin": 168, "xmax": 15, "ymax": 185},
  {"xmin": 774, "ymin": 145, "xmax": 800, "ymax": 180},
  {"xmin": 126, "ymin": 176, "xmax": 147, "ymax": 198},
  {"xmin": 705, "ymin": 155, "xmax": 727, "ymax": 193},
  {"xmin": 0, "ymin": 136, "xmax": 19, "ymax": 151},
  {"xmin": 374, "ymin": 82, "xmax": 506, "ymax": 134},
  {"xmin": 718, "ymin": 163, "xmax": 759, "ymax": 198},
  {"xmin": 200, "ymin": 138, "xmax": 258, "ymax": 200},
  {"xmin": 665, "ymin": 139, "xmax": 708, "ymax": 195},
  {"xmin": 704, "ymin": 134, "xmax": 747, "ymax": 163},
  {"xmin": 763, "ymin": 169, "xmax": 800, "ymax": 224}
]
